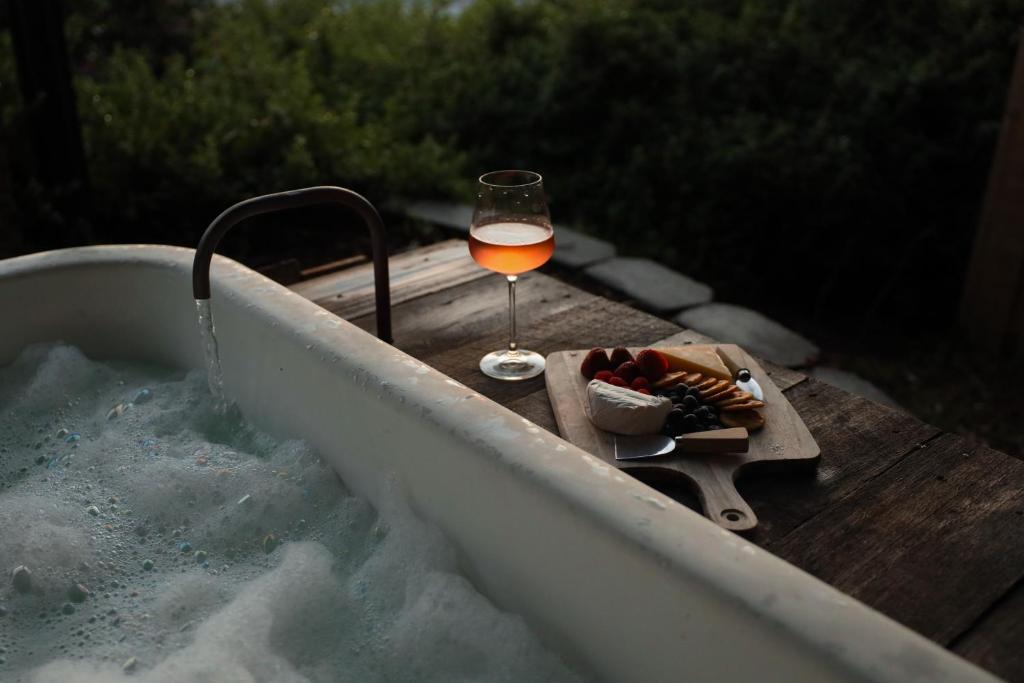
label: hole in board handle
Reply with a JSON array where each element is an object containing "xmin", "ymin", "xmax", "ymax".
[{"xmin": 722, "ymin": 509, "xmax": 745, "ymax": 523}]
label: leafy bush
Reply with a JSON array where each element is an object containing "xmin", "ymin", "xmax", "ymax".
[{"xmin": 65, "ymin": 0, "xmax": 464, "ymax": 249}]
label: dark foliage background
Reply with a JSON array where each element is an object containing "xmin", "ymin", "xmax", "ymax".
[{"xmin": 1, "ymin": 0, "xmax": 1022, "ymax": 334}]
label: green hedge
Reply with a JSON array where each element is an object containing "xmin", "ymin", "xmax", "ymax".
[
  {"xmin": 4, "ymin": 0, "xmax": 1023, "ymax": 323},
  {"xmin": 63, "ymin": 0, "xmax": 465, "ymax": 244}
]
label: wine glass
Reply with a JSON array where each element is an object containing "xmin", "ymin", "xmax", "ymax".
[{"xmin": 468, "ymin": 170, "xmax": 555, "ymax": 381}]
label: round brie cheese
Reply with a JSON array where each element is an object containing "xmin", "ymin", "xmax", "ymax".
[{"xmin": 585, "ymin": 380, "xmax": 671, "ymax": 435}]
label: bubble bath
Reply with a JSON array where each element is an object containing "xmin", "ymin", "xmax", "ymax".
[{"xmin": 0, "ymin": 344, "xmax": 582, "ymax": 682}]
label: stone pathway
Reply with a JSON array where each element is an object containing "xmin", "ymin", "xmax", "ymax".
[
  {"xmin": 403, "ymin": 200, "xmax": 474, "ymax": 232},
  {"xmin": 674, "ymin": 303, "xmax": 819, "ymax": 368},
  {"xmin": 401, "ymin": 200, "xmax": 898, "ymax": 406},
  {"xmin": 585, "ymin": 257, "xmax": 712, "ymax": 313}
]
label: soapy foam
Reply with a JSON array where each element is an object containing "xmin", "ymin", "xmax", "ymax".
[{"xmin": 0, "ymin": 344, "xmax": 581, "ymax": 682}]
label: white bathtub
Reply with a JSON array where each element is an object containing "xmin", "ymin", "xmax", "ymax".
[{"xmin": 0, "ymin": 245, "xmax": 998, "ymax": 683}]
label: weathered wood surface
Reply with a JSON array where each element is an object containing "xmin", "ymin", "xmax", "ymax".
[
  {"xmin": 291, "ymin": 239, "xmax": 489, "ymax": 320},
  {"xmin": 293, "ymin": 240, "xmax": 1024, "ymax": 681},
  {"xmin": 354, "ymin": 273, "xmax": 678, "ymax": 406},
  {"xmin": 544, "ymin": 344, "xmax": 819, "ymax": 531},
  {"xmin": 740, "ymin": 379, "xmax": 941, "ymax": 542},
  {"xmin": 954, "ymin": 580, "xmax": 1024, "ymax": 683},
  {"xmin": 769, "ymin": 433, "xmax": 1024, "ymax": 647}
]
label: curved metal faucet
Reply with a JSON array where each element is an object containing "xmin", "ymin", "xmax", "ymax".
[{"xmin": 192, "ymin": 186, "xmax": 392, "ymax": 343}]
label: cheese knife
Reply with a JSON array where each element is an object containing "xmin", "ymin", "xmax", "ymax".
[
  {"xmin": 613, "ymin": 427, "xmax": 749, "ymax": 461},
  {"xmin": 714, "ymin": 346, "xmax": 765, "ymax": 402}
]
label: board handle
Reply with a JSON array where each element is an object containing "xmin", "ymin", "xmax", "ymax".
[{"xmin": 692, "ymin": 463, "xmax": 758, "ymax": 532}]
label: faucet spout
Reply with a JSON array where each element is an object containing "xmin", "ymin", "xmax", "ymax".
[{"xmin": 192, "ymin": 186, "xmax": 392, "ymax": 343}]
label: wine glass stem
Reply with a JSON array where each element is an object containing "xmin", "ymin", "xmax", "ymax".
[{"xmin": 507, "ymin": 275, "xmax": 518, "ymax": 355}]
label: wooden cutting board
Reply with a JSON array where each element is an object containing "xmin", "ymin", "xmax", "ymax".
[{"xmin": 544, "ymin": 344, "xmax": 819, "ymax": 531}]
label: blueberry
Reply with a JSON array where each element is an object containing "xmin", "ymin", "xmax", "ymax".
[
  {"xmin": 686, "ymin": 387, "xmax": 702, "ymax": 399},
  {"xmin": 666, "ymin": 410, "xmax": 687, "ymax": 431},
  {"xmin": 682, "ymin": 395, "xmax": 699, "ymax": 410},
  {"xmin": 708, "ymin": 424, "xmax": 721, "ymax": 430},
  {"xmin": 683, "ymin": 414, "xmax": 700, "ymax": 429},
  {"xmin": 673, "ymin": 384, "xmax": 690, "ymax": 396}
]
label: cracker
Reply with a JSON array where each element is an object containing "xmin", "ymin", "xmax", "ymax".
[
  {"xmin": 696, "ymin": 377, "xmax": 719, "ymax": 391},
  {"xmin": 720, "ymin": 400, "xmax": 765, "ymax": 411},
  {"xmin": 703, "ymin": 386, "xmax": 739, "ymax": 403},
  {"xmin": 652, "ymin": 371, "xmax": 687, "ymax": 389},
  {"xmin": 720, "ymin": 409, "xmax": 765, "ymax": 431},
  {"xmin": 698, "ymin": 380, "xmax": 731, "ymax": 399},
  {"xmin": 715, "ymin": 392, "xmax": 757, "ymax": 407}
]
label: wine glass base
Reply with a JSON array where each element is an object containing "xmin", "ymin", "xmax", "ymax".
[{"xmin": 479, "ymin": 349, "xmax": 545, "ymax": 382}]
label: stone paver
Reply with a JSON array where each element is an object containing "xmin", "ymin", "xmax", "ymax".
[
  {"xmin": 674, "ymin": 303, "xmax": 819, "ymax": 368},
  {"xmin": 402, "ymin": 201, "xmax": 615, "ymax": 268},
  {"xmin": 404, "ymin": 201, "xmax": 473, "ymax": 232},
  {"xmin": 549, "ymin": 225, "xmax": 616, "ymax": 268},
  {"xmin": 809, "ymin": 366, "xmax": 902, "ymax": 410},
  {"xmin": 585, "ymin": 257, "xmax": 712, "ymax": 313}
]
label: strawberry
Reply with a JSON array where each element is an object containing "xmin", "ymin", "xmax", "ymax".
[
  {"xmin": 609, "ymin": 347, "xmax": 633, "ymax": 368},
  {"xmin": 635, "ymin": 388, "xmax": 652, "ymax": 395},
  {"xmin": 579, "ymin": 348, "xmax": 611, "ymax": 379},
  {"xmin": 614, "ymin": 361, "xmax": 640, "ymax": 383},
  {"xmin": 607, "ymin": 376, "xmax": 628, "ymax": 387},
  {"xmin": 635, "ymin": 349, "xmax": 669, "ymax": 381},
  {"xmin": 631, "ymin": 376, "xmax": 650, "ymax": 390},
  {"xmin": 594, "ymin": 370, "xmax": 614, "ymax": 382}
]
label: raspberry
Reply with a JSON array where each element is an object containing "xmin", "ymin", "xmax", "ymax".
[
  {"xmin": 614, "ymin": 361, "xmax": 641, "ymax": 383},
  {"xmin": 635, "ymin": 388, "xmax": 652, "ymax": 395},
  {"xmin": 631, "ymin": 376, "xmax": 650, "ymax": 390},
  {"xmin": 579, "ymin": 348, "xmax": 611, "ymax": 379},
  {"xmin": 635, "ymin": 349, "xmax": 669, "ymax": 381},
  {"xmin": 609, "ymin": 347, "xmax": 633, "ymax": 368},
  {"xmin": 594, "ymin": 370, "xmax": 614, "ymax": 382},
  {"xmin": 608, "ymin": 376, "xmax": 628, "ymax": 387}
]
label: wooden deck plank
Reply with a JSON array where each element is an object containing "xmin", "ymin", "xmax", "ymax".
[
  {"xmin": 505, "ymin": 390, "xmax": 559, "ymax": 433},
  {"xmin": 769, "ymin": 433, "xmax": 1024, "ymax": 648},
  {"xmin": 352, "ymin": 270, "xmax": 595, "ymax": 358},
  {"xmin": 740, "ymin": 379, "xmax": 941, "ymax": 542},
  {"xmin": 349, "ymin": 268, "xmax": 679, "ymax": 406},
  {"xmin": 413, "ymin": 294, "xmax": 681, "ymax": 406},
  {"xmin": 953, "ymin": 581, "xmax": 1024, "ymax": 683},
  {"xmin": 290, "ymin": 239, "xmax": 489, "ymax": 319}
]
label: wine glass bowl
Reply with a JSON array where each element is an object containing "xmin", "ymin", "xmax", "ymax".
[
  {"xmin": 469, "ymin": 170, "xmax": 554, "ymax": 381},
  {"xmin": 468, "ymin": 222, "xmax": 554, "ymax": 275}
]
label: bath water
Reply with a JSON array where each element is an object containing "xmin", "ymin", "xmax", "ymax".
[{"xmin": 0, "ymin": 344, "xmax": 582, "ymax": 682}]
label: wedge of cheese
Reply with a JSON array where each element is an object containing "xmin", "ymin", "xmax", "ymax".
[
  {"xmin": 585, "ymin": 380, "xmax": 671, "ymax": 435},
  {"xmin": 658, "ymin": 345, "xmax": 732, "ymax": 381}
]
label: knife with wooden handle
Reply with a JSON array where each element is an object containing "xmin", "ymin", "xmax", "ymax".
[
  {"xmin": 715, "ymin": 346, "xmax": 765, "ymax": 402},
  {"xmin": 614, "ymin": 427, "xmax": 749, "ymax": 460}
]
